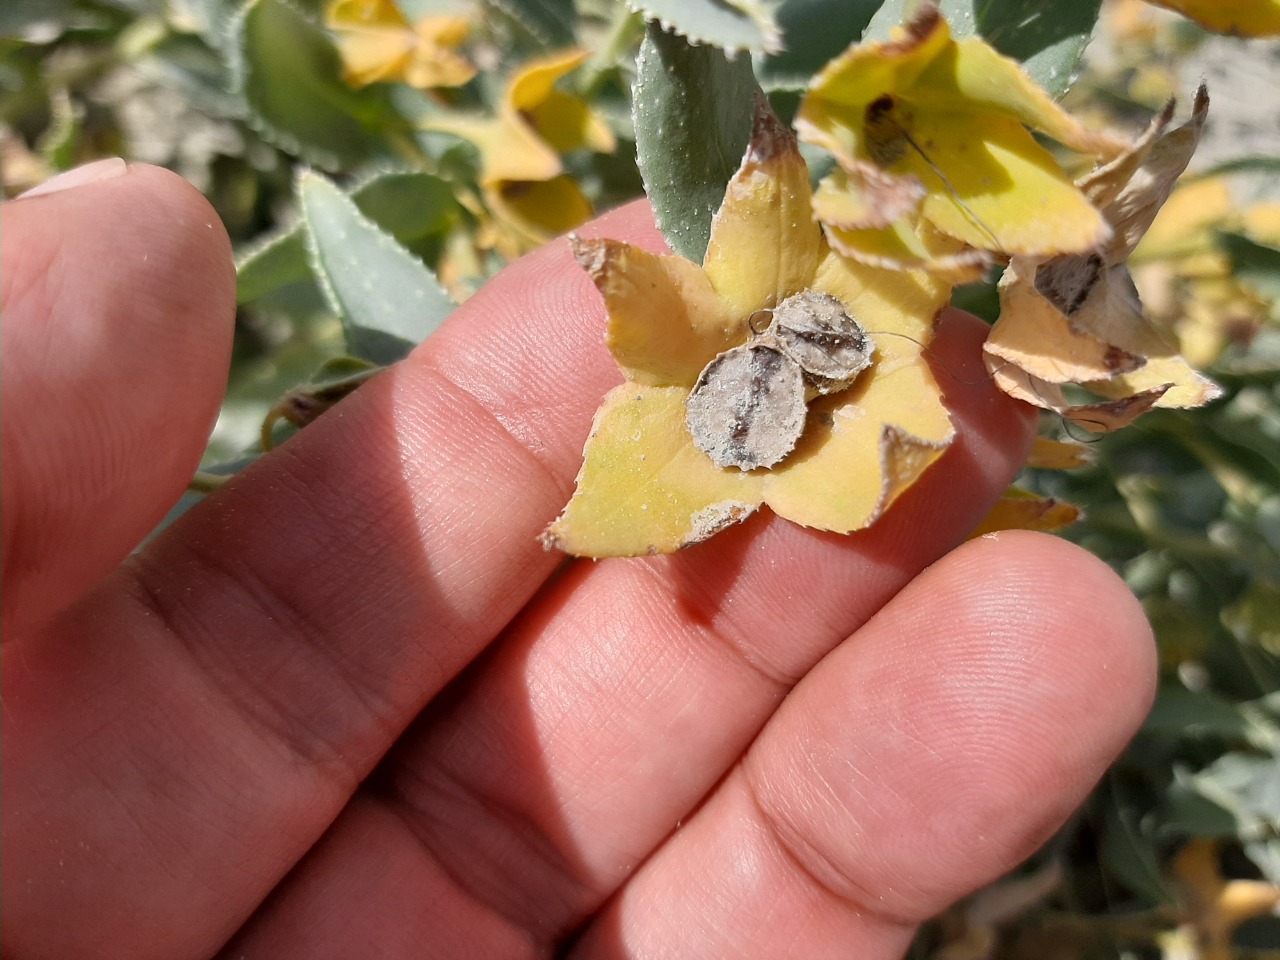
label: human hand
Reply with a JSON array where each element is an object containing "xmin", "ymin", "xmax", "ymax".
[{"xmin": 2, "ymin": 161, "xmax": 1156, "ymax": 959}]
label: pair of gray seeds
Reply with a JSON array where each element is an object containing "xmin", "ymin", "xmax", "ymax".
[{"xmin": 685, "ymin": 290, "xmax": 875, "ymax": 471}]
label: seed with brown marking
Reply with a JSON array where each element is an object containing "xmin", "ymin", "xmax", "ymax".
[
  {"xmin": 686, "ymin": 342, "xmax": 807, "ymax": 470},
  {"xmin": 770, "ymin": 290, "xmax": 874, "ymax": 394}
]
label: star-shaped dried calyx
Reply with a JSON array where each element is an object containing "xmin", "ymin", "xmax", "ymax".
[
  {"xmin": 984, "ymin": 85, "xmax": 1222, "ymax": 431},
  {"xmin": 794, "ymin": 4, "xmax": 1125, "ymax": 275},
  {"xmin": 685, "ymin": 291, "xmax": 876, "ymax": 471},
  {"xmin": 541, "ymin": 102, "xmax": 956, "ymax": 557}
]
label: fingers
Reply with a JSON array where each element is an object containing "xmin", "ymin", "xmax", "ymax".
[
  {"xmin": 203, "ymin": 306, "xmax": 1037, "ymax": 955},
  {"xmin": 0, "ymin": 201, "xmax": 666, "ymax": 960},
  {"xmin": 573, "ymin": 532, "xmax": 1157, "ymax": 958},
  {"xmin": 1, "ymin": 161, "xmax": 235, "ymax": 636}
]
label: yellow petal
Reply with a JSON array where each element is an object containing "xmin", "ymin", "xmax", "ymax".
[
  {"xmin": 326, "ymin": 0, "xmax": 408, "ymax": 30},
  {"xmin": 795, "ymin": 7, "xmax": 953, "ymax": 168},
  {"xmin": 1082, "ymin": 86, "xmax": 1209, "ymax": 263},
  {"xmin": 507, "ymin": 49, "xmax": 590, "ymax": 112},
  {"xmin": 819, "ymin": 207, "xmax": 991, "ymax": 278},
  {"xmin": 1078, "ymin": 99, "xmax": 1175, "ymax": 215},
  {"xmin": 968, "ymin": 487, "xmax": 1081, "ymax": 538},
  {"xmin": 488, "ymin": 176, "xmax": 593, "ymax": 245},
  {"xmin": 1142, "ymin": 0, "xmax": 1280, "ymax": 37},
  {"xmin": 325, "ymin": 0, "xmax": 414, "ymax": 86},
  {"xmin": 903, "ymin": 110, "xmax": 1109, "ymax": 256},
  {"xmin": 919, "ymin": 35, "xmax": 1124, "ymax": 156},
  {"xmin": 1025, "ymin": 436, "xmax": 1095, "ymax": 470},
  {"xmin": 403, "ymin": 15, "xmax": 475, "ymax": 89},
  {"xmin": 571, "ymin": 237, "xmax": 743, "ymax": 386},
  {"xmin": 1133, "ymin": 176, "xmax": 1235, "ymax": 263},
  {"xmin": 1243, "ymin": 201, "xmax": 1280, "ymax": 245},
  {"xmin": 988, "ymin": 363, "xmax": 1169, "ymax": 432},
  {"xmin": 986, "ymin": 258, "xmax": 1146, "ymax": 385},
  {"xmin": 1083, "ymin": 355, "xmax": 1223, "ymax": 409},
  {"xmin": 703, "ymin": 102, "xmax": 823, "ymax": 317},
  {"xmin": 418, "ymin": 12, "xmax": 468, "ymax": 46},
  {"xmin": 812, "ymin": 247, "xmax": 952, "ymax": 353},
  {"xmin": 763, "ymin": 346, "xmax": 953, "ymax": 532},
  {"xmin": 811, "ymin": 163, "xmax": 924, "ymax": 230},
  {"xmin": 526, "ymin": 89, "xmax": 617, "ymax": 155},
  {"xmin": 542, "ymin": 384, "xmax": 763, "ymax": 557},
  {"xmin": 425, "ymin": 113, "xmax": 562, "ymax": 183}
]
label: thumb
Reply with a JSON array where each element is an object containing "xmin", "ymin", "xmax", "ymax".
[{"xmin": 1, "ymin": 161, "xmax": 235, "ymax": 636}]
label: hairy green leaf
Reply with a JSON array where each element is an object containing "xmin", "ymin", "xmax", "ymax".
[
  {"xmin": 632, "ymin": 22, "xmax": 760, "ymax": 262},
  {"xmin": 630, "ymin": 0, "xmax": 782, "ymax": 54},
  {"xmin": 299, "ymin": 171, "xmax": 455, "ymax": 364},
  {"xmin": 865, "ymin": 0, "xmax": 1103, "ymax": 97},
  {"xmin": 480, "ymin": 0, "xmax": 576, "ymax": 46},
  {"xmin": 758, "ymin": 0, "xmax": 880, "ymax": 89},
  {"xmin": 237, "ymin": 171, "xmax": 457, "ymax": 304},
  {"xmin": 231, "ymin": 0, "xmax": 381, "ymax": 169}
]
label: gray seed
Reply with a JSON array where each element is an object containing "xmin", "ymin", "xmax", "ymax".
[
  {"xmin": 1035, "ymin": 253, "xmax": 1103, "ymax": 316},
  {"xmin": 770, "ymin": 291, "xmax": 874, "ymax": 394},
  {"xmin": 686, "ymin": 342, "xmax": 807, "ymax": 471}
]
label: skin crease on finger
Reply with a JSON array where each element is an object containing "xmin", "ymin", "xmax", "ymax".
[
  {"xmin": 0, "ymin": 163, "xmax": 236, "ymax": 637},
  {"xmin": 569, "ymin": 532, "xmax": 1157, "ymax": 959},
  {"xmin": 1, "ymin": 187, "xmax": 1155, "ymax": 960}
]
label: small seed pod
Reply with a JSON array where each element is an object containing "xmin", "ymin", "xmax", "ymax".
[
  {"xmin": 686, "ymin": 342, "xmax": 807, "ymax": 471},
  {"xmin": 770, "ymin": 290, "xmax": 874, "ymax": 394}
]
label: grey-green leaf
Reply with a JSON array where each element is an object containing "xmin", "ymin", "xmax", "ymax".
[
  {"xmin": 630, "ymin": 0, "xmax": 782, "ymax": 54},
  {"xmin": 632, "ymin": 21, "xmax": 760, "ymax": 262},
  {"xmin": 864, "ymin": 0, "xmax": 1103, "ymax": 98},
  {"xmin": 231, "ymin": 0, "xmax": 380, "ymax": 169},
  {"xmin": 237, "ymin": 170, "xmax": 457, "ymax": 304},
  {"xmin": 299, "ymin": 171, "xmax": 456, "ymax": 365},
  {"xmin": 757, "ymin": 0, "xmax": 881, "ymax": 90},
  {"xmin": 480, "ymin": 0, "xmax": 576, "ymax": 47}
]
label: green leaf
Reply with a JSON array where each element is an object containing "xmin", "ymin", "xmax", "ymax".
[
  {"xmin": 237, "ymin": 170, "xmax": 457, "ymax": 304},
  {"xmin": 1166, "ymin": 754, "xmax": 1280, "ymax": 840},
  {"xmin": 630, "ymin": 0, "xmax": 782, "ymax": 54},
  {"xmin": 170, "ymin": 0, "xmax": 243, "ymax": 49},
  {"xmin": 1143, "ymin": 680, "xmax": 1254, "ymax": 738},
  {"xmin": 1222, "ymin": 579, "xmax": 1280, "ymax": 654},
  {"xmin": 480, "ymin": 0, "xmax": 577, "ymax": 47},
  {"xmin": 1101, "ymin": 793, "xmax": 1174, "ymax": 903},
  {"xmin": 1220, "ymin": 230, "xmax": 1280, "ymax": 301},
  {"xmin": 299, "ymin": 171, "xmax": 456, "ymax": 365},
  {"xmin": 758, "ymin": 0, "xmax": 881, "ymax": 89},
  {"xmin": 632, "ymin": 21, "xmax": 760, "ymax": 262},
  {"xmin": 864, "ymin": 0, "xmax": 1103, "ymax": 98},
  {"xmin": 230, "ymin": 0, "xmax": 382, "ymax": 169}
]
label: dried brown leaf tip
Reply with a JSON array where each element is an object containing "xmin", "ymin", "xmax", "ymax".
[
  {"xmin": 542, "ymin": 100, "xmax": 956, "ymax": 557},
  {"xmin": 983, "ymin": 85, "xmax": 1221, "ymax": 430}
]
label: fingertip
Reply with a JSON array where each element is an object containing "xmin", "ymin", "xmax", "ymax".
[
  {"xmin": 2, "ymin": 162, "xmax": 236, "ymax": 634},
  {"xmin": 954, "ymin": 529, "xmax": 1159, "ymax": 733}
]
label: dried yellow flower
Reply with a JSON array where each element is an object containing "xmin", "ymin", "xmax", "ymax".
[{"xmin": 543, "ymin": 103, "xmax": 956, "ymax": 556}]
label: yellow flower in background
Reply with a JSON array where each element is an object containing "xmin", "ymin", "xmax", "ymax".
[
  {"xmin": 794, "ymin": 5, "xmax": 1124, "ymax": 273},
  {"xmin": 1142, "ymin": 0, "xmax": 1280, "ymax": 37},
  {"xmin": 542, "ymin": 104, "xmax": 955, "ymax": 557},
  {"xmin": 325, "ymin": 0, "xmax": 475, "ymax": 89},
  {"xmin": 1132, "ymin": 178, "xmax": 1279, "ymax": 367},
  {"xmin": 984, "ymin": 86, "xmax": 1222, "ymax": 431},
  {"xmin": 426, "ymin": 49, "xmax": 615, "ymax": 254}
]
